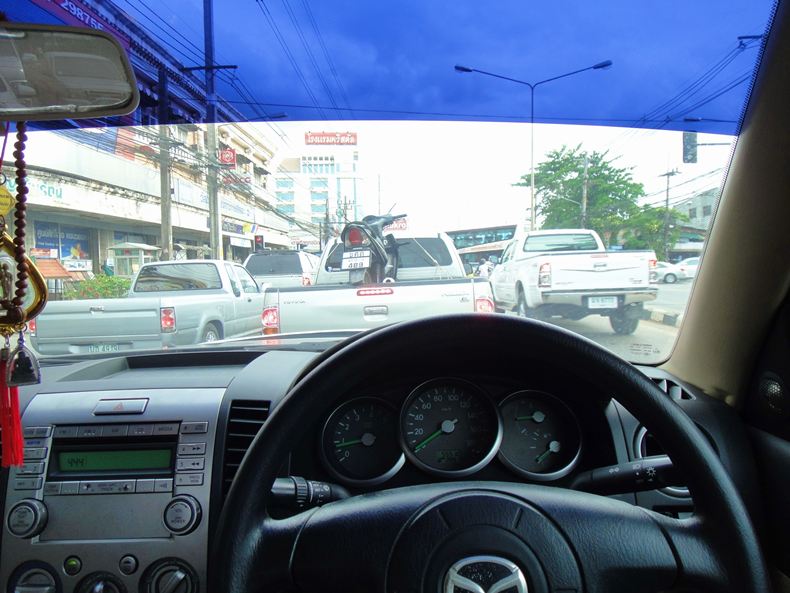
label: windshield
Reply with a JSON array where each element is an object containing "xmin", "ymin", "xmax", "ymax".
[{"xmin": 1, "ymin": 0, "xmax": 775, "ymax": 363}]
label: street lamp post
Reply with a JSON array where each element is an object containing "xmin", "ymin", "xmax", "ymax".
[{"xmin": 455, "ymin": 60, "xmax": 612, "ymax": 230}]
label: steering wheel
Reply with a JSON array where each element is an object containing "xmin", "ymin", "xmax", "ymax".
[{"xmin": 211, "ymin": 314, "xmax": 770, "ymax": 593}]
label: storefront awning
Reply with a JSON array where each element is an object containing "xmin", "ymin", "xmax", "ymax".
[{"xmin": 109, "ymin": 242, "xmax": 162, "ymax": 252}]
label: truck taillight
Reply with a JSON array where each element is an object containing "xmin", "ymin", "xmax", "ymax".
[
  {"xmin": 649, "ymin": 259, "xmax": 658, "ymax": 284},
  {"xmin": 26, "ymin": 318, "xmax": 36, "ymax": 337},
  {"xmin": 261, "ymin": 306, "xmax": 280, "ymax": 335},
  {"xmin": 538, "ymin": 263, "xmax": 552, "ymax": 287},
  {"xmin": 160, "ymin": 307, "xmax": 176, "ymax": 333},
  {"xmin": 475, "ymin": 297, "xmax": 495, "ymax": 313}
]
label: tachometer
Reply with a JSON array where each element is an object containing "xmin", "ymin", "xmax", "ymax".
[
  {"xmin": 497, "ymin": 390, "xmax": 581, "ymax": 480},
  {"xmin": 321, "ymin": 397, "xmax": 405, "ymax": 486},
  {"xmin": 400, "ymin": 378, "xmax": 502, "ymax": 476}
]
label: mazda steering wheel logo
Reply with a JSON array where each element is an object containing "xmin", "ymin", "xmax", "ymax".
[{"xmin": 444, "ymin": 556, "xmax": 528, "ymax": 593}]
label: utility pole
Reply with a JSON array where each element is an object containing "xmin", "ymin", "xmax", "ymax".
[
  {"xmin": 580, "ymin": 153, "xmax": 589, "ymax": 229},
  {"xmin": 659, "ymin": 169, "xmax": 680, "ymax": 260},
  {"xmin": 203, "ymin": 0, "xmax": 221, "ymax": 260},
  {"xmin": 157, "ymin": 66, "xmax": 173, "ymax": 262}
]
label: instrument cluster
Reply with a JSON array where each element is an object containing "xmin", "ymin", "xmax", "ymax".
[{"xmin": 319, "ymin": 377, "xmax": 583, "ymax": 486}]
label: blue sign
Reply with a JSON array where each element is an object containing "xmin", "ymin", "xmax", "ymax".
[{"xmin": 35, "ymin": 222, "xmax": 90, "ymax": 259}]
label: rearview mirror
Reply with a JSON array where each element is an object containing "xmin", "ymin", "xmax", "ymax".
[{"xmin": 0, "ymin": 22, "xmax": 139, "ymax": 122}]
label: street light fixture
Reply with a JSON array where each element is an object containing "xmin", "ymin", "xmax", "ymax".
[{"xmin": 454, "ymin": 60, "xmax": 612, "ymax": 230}]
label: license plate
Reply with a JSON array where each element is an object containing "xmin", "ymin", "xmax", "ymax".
[
  {"xmin": 341, "ymin": 250, "xmax": 371, "ymax": 270},
  {"xmin": 88, "ymin": 343, "xmax": 121, "ymax": 353},
  {"xmin": 587, "ymin": 296, "xmax": 618, "ymax": 309}
]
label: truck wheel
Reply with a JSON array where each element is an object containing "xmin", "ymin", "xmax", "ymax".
[
  {"xmin": 610, "ymin": 312, "xmax": 639, "ymax": 335},
  {"xmin": 664, "ymin": 273, "xmax": 677, "ymax": 284},
  {"xmin": 202, "ymin": 323, "xmax": 221, "ymax": 343},
  {"xmin": 517, "ymin": 291, "xmax": 529, "ymax": 318}
]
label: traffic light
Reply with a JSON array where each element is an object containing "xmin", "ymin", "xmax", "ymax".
[
  {"xmin": 682, "ymin": 131, "xmax": 698, "ymax": 163},
  {"xmin": 254, "ymin": 235, "xmax": 265, "ymax": 252}
]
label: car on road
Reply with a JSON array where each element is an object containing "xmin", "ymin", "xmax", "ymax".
[
  {"xmin": 31, "ymin": 260, "xmax": 265, "ymax": 355},
  {"xmin": 244, "ymin": 249, "xmax": 319, "ymax": 289},
  {"xmin": 676, "ymin": 257, "xmax": 700, "ymax": 279},
  {"xmin": 655, "ymin": 261, "xmax": 682, "ymax": 283}
]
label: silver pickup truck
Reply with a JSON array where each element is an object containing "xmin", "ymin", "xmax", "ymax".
[
  {"xmin": 261, "ymin": 234, "xmax": 496, "ymax": 334},
  {"xmin": 31, "ymin": 260, "xmax": 265, "ymax": 355}
]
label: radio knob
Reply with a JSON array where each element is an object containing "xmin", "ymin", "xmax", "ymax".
[
  {"xmin": 75, "ymin": 572, "xmax": 126, "ymax": 593},
  {"xmin": 141, "ymin": 559, "xmax": 197, "ymax": 593},
  {"xmin": 7, "ymin": 499, "xmax": 47, "ymax": 538},
  {"xmin": 163, "ymin": 495, "xmax": 201, "ymax": 535}
]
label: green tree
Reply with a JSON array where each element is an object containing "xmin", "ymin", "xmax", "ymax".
[{"xmin": 515, "ymin": 145, "xmax": 686, "ymax": 257}]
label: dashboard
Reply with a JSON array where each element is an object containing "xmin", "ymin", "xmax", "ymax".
[{"xmin": 0, "ymin": 347, "xmax": 759, "ymax": 593}]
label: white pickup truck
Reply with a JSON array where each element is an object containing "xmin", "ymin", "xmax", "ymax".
[
  {"xmin": 489, "ymin": 229, "xmax": 658, "ymax": 334},
  {"xmin": 260, "ymin": 233, "xmax": 495, "ymax": 334}
]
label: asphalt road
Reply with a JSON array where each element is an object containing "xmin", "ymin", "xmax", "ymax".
[
  {"xmin": 649, "ymin": 281, "xmax": 693, "ymax": 316},
  {"xmin": 538, "ymin": 314, "xmax": 680, "ymax": 363}
]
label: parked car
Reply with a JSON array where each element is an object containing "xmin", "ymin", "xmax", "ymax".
[
  {"xmin": 489, "ymin": 229, "xmax": 657, "ymax": 334},
  {"xmin": 260, "ymin": 233, "xmax": 495, "ymax": 334},
  {"xmin": 655, "ymin": 261, "xmax": 682, "ymax": 283},
  {"xmin": 676, "ymin": 256, "xmax": 700, "ymax": 279},
  {"xmin": 30, "ymin": 260, "xmax": 265, "ymax": 355},
  {"xmin": 244, "ymin": 249, "xmax": 319, "ymax": 289}
]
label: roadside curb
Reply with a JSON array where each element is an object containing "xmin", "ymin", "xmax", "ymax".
[{"xmin": 645, "ymin": 308, "xmax": 683, "ymax": 328}]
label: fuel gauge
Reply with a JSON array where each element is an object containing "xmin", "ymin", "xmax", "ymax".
[{"xmin": 497, "ymin": 390, "xmax": 581, "ymax": 481}]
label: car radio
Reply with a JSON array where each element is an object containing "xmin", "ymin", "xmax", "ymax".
[{"xmin": 2, "ymin": 389, "xmax": 223, "ymax": 593}]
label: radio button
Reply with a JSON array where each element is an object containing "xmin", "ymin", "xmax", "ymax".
[
  {"xmin": 23, "ymin": 426, "xmax": 51, "ymax": 438},
  {"xmin": 23, "ymin": 447, "xmax": 47, "ymax": 460},
  {"xmin": 128, "ymin": 424, "xmax": 154, "ymax": 437},
  {"xmin": 154, "ymin": 479, "xmax": 173, "ymax": 493},
  {"xmin": 61, "ymin": 481, "xmax": 80, "ymax": 495},
  {"xmin": 79, "ymin": 480, "xmax": 136, "ymax": 494},
  {"xmin": 7, "ymin": 499, "xmax": 47, "ymax": 538},
  {"xmin": 176, "ymin": 458, "xmax": 205, "ymax": 471},
  {"xmin": 153, "ymin": 423, "xmax": 180, "ymax": 436},
  {"xmin": 175, "ymin": 473, "xmax": 204, "ymax": 486},
  {"xmin": 136, "ymin": 479, "xmax": 156, "ymax": 493},
  {"xmin": 163, "ymin": 495, "xmax": 201, "ymax": 534},
  {"xmin": 43, "ymin": 482, "xmax": 61, "ymax": 496},
  {"xmin": 180, "ymin": 422, "xmax": 208, "ymax": 434},
  {"xmin": 102, "ymin": 424, "xmax": 129, "ymax": 438},
  {"xmin": 14, "ymin": 477, "xmax": 43, "ymax": 491},
  {"xmin": 77, "ymin": 425, "xmax": 102, "ymax": 438},
  {"xmin": 53, "ymin": 425, "xmax": 79, "ymax": 438},
  {"xmin": 64, "ymin": 556, "xmax": 83, "ymax": 576},
  {"xmin": 24, "ymin": 438, "xmax": 47, "ymax": 448},
  {"xmin": 177, "ymin": 443, "xmax": 206, "ymax": 456},
  {"xmin": 119, "ymin": 555, "xmax": 138, "ymax": 575},
  {"xmin": 18, "ymin": 462, "xmax": 44, "ymax": 475}
]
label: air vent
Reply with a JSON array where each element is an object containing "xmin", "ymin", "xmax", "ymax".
[
  {"xmin": 651, "ymin": 377, "xmax": 693, "ymax": 400},
  {"xmin": 222, "ymin": 399, "xmax": 271, "ymax": 496}
]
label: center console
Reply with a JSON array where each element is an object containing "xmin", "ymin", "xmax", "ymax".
[{"xmin": 1, "ymin": 388, "xmax": 224, "ymax": 593}]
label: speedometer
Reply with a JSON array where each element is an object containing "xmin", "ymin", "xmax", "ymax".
[{"xmin": 400, "ymin": 378, "xmax": 502, "ymax": 476}]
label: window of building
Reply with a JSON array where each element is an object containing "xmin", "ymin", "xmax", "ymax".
[
  {"xmin": 702, "ymin": 205, "xmax": 712, "ymax": 216},
  {"xmin": 311, "ymin": 216, "xmax": 324, "ymax": 225},
  {"xmin": 310, "ymin": 190, "xmax": 328, "ymax": 203},
  {"xmin": 278, "ymin": 204, "xmax": 295, "ymax": 214},
  {"xmin": 276, "ymin": 178, "xmax": 294, "ymax": 189},
  {"xmin": 311, "ymin": 203, "xmax": 326, "ymax": 213},
  {"xmin": 276, "ymin": 191, "xmax": 295, "ymax": 202},
  {"xmin": 311, "ymin": 178, "xmax": 329, "ymax": 189},
  {"xmin": 689, "ymin": 207, "xmax": 697, "ymax": 218}
]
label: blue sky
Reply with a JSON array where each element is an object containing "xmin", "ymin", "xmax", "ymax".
[{"xmin": 161, "ymin": 0, "xmax": 774, "ymax": 134}]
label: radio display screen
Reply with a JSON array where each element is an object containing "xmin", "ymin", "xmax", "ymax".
[{"xmin": 58, "ymin": 449, "xmax": 172, "ymax": 472}]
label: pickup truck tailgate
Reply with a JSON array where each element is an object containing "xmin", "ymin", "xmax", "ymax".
[
  {"xmin": 547, "ymin": 252, "xmax": 652, "ymax": 290},
  {"xmin": 273, "ymin": 280, "xmax": 487, "ymax": 333},
  {"xmin": 35, "ymin": 298, "xmax": 161, "ymax": 352}
]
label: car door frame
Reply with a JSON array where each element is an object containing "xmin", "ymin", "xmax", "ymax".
[
  {"xmin": 232, "ymin": 264, "xmax": 263, "ymax": 335},
  {"xmin": 491, "ymin": 241, "xmax": 516, "ymax": 306}
]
